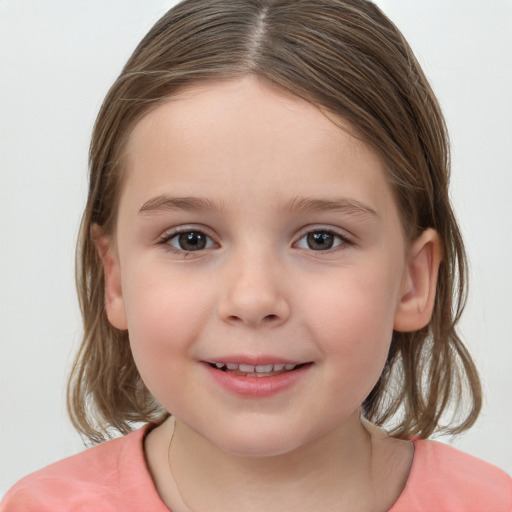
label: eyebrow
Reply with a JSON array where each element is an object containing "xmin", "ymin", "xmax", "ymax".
[
  {"xmin": 138, "ymin": 194, "xmax": 226, "ymax": 215},
  {"xmin": 138, "ymin": 194, "xmax": 378, "ymax": 219},
  {"xmin": 286, "ymin": 196, "xmax": 378, "ymax": 218}
]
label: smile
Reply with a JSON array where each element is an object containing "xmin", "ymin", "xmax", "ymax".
[
  {"xmin": 208, "ymin": 362, "xmax": 301, "ymax": 377},
  {"xmin": 204, "ymin": 360, "xmax": 312, "ymax": 397},
  {"xmin": 208, "ymin": 362, "xmax": 309, "ymax": 377}
]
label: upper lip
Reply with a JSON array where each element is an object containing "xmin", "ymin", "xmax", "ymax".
[{"xmin": 203, "ymin": 356, "xmax": 308, "ymax": 366}]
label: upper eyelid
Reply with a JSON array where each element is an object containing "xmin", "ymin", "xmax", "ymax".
[
  {"xmin": 293, "ymin": 225, "xmax": 354, "ymax": 243},
  {"xmin": 158, "ymin": 225, "xmax": 217, "ymax": 240},
  {"xmin": 294, "ymin": 232, "xmax": 350, "ymax": 250}
]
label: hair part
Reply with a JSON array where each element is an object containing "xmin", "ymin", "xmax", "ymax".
[{"xmin": 68, "ymin": 0, "xmax": 481, "ymax": 443}]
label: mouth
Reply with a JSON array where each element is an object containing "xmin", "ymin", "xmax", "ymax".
[{"xmin": 207, "ymin": 362, "xmax": 311, "ymax": 377}]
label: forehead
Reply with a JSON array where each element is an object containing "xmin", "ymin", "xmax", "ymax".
[
  {"xmin": 121, "ymin": 77, "xmax": 398, "ymax": 219},
  {"xmin": 126, "ymin": 77, "xmax": 363, "ymax": 159}
]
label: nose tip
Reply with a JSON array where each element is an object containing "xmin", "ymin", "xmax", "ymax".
[{"xmin": 217, "ymin": 264, "xmax": 290, "ymax": 328}]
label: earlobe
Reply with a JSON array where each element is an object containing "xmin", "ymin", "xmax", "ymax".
[
  {"xmin": 91, "ymin": 225, "xmax": 128, "ymax": 331},
  {"xmin": 393, "ymin": 228, "xmax": 442, "ymax": 332}
]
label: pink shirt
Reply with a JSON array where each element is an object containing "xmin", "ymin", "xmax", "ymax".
[{"xmin": 2, "ymin": 426, "xmax": 511, "ymax": 511}]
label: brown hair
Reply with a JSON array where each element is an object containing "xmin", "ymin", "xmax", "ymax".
[{"xmin": 68, "ymin": 0, "xmax": 481, "ymax": 443}]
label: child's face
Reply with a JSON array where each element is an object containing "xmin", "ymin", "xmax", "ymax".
[{"xmin": 101, "ymin": 77, "xmax": 434, "ymax": 456}]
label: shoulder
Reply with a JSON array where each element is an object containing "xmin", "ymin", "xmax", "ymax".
[
  {"xmin": 391, "ymin": 439, "xmax": 512, "ymax": 512},
  {"xmin": 0, "ymin": 426, "xmax": 168, "ymax": 512}
]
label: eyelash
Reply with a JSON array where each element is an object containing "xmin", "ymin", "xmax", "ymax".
[
  {"xmin": 294, "ymin": 228, "xmax": 351, "ymax": 253},
  {"xmin": 157, "ymin": 227, "xmax": 353, "ymax": 255},
  {"xmin": 158, "ymin": 228, "xmax": 217, "ymax": 255}
]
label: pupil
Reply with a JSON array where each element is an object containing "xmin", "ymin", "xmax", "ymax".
[
  {"xmin": 179, "ymin": 232, "xmax": 206, "ymax": 251},
  {"xmin": 307, "ymin": 232, "xmax": 334, "ymax": 250}
]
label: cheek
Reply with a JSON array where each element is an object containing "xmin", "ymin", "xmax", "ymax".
[
  {"xmin": 123, "ymin": 263, "xmax": 209, "ymax": 336},
  {"xmin": 300, "ymin": 262, "xmax": 402, "ymax": 394},
  {"xmin": 303, "ymin": 259, "xmax": 401, "ymax": 338},
  {"xmin": 120, "ymin": 267, "xmax": 211, "ymax": 390}
]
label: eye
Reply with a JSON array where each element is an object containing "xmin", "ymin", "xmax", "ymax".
[
  {"xmin": 295, "ymin": 230, "xmax": 347, "ymax": 251},
  {"xmin": 163, "ymin": 230, "xmax": 216, "ymax": 252}
]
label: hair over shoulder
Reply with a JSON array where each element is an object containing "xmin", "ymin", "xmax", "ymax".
[{"xmin": 68, "ymin": 0, "xmax": 481, "ymax": 444}]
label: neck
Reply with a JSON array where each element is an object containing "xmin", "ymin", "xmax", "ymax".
[{"xmin": 166, "ymin": 412, "xmax": 376, "ymax": 512}]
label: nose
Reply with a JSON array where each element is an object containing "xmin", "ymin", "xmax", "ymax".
[{"xmin": 217, "ymin": 251, "xmax": 290, "ymax": 328}]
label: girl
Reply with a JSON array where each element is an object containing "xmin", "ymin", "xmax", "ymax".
[{"xmin": 2, "ymin": 0, "xmax": 511, "ymax": 510}]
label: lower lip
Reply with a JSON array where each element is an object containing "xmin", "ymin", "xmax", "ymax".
[{"xmin": 203, "ymin": 363, "xmax": 311, "ymax": 397}]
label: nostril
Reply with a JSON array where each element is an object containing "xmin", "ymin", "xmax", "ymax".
[{"xmin": 225, "ymin": 313, "xmax": 280, "ymax": 326}]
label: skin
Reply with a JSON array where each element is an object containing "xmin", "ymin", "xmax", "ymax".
[{"xmin": 96, "ymin": 77, "xmax": 441, "ymax": 511}]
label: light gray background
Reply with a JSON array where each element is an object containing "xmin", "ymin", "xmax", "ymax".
[{"xmin": 1, "ymin": 0, "xmax": 511, "ymax": 497}]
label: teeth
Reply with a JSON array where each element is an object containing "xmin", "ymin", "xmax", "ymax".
[
  {"xmin": 212, "ymin": 362, "xmax": 299, "ymax": 373},
  {"xmin": 255, "ymin": 364, "xmax": 273, "ymax": 373}
]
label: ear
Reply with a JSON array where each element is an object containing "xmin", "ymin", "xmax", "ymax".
[
  {"xmin": 91, "ymin": 224, "xmax": 128, "ymax": 331},
  {"xmin": 393, "ymin": 228, "xmax": 442, "ymax": 332}
]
